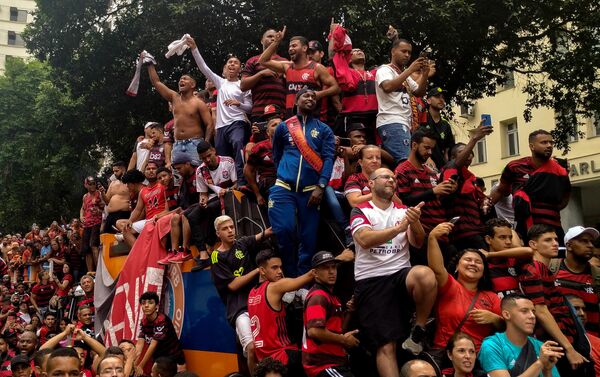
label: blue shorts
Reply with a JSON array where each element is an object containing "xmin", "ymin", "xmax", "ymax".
[
  {"xmin": 172, "ymin": 138, "xmax": 203, "ymax": 166},
  {"xmin": 378, "ymin": 123, "xmax": 411, "ymax": 164}
]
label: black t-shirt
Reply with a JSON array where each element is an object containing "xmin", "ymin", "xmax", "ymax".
[
  {"xmin": 210, "ymin": 236, "xmax": 261, "ymax": 326},
  {"xmin": 419, "ymin": 112, "xmax": 455, "ymax": 169}
]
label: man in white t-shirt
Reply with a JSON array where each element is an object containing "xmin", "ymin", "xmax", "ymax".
[
  {"xmin": 375, "ymin": 39, "xmax": 430, "ymax": 164},
  {"xmin": 186, "ymin": 36, "xmax": 252, "ymax": 186},
  {"xmin": 350, "ymin": 167, "xmax": 437, "ymax": 376}
]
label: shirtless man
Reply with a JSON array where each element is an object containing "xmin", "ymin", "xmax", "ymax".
[
  {"xmin": 144, "ymin": 53, "xmax": 213, "ymax": 166},
  {"xmin": 100, "ymin": 161, "xmax": 130, "ymax": 234}
]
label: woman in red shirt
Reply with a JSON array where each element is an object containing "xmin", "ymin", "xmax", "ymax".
[
  {"xmin": 57, "ymin": 264, "xmax": 73, "ymax": 297},
  {"xmin": 428, "ymin": 223, "xmax": 502, "ymax": 356}
]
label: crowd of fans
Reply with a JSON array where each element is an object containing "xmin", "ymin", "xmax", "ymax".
[{"xmin": 3, "ymin": 20, "xmax": 600, "ymax": 377}]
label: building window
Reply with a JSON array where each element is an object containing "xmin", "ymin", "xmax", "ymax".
[
  {"xmin": 569, "ymin": 123, "xmax": 579, "ymax": 142},
  {"xmin": 473, "ymin": 138, "xmax": 487, "ymax": 164},
  {"xmin": 503, "ymin": 71, "xmax": 515, "ymax": 88},
  {"xmin": 9, "ymin": 7, "xmax": 28, "ymax": 22},
  {"xmin": 7, "ymin": 32, "xmax": 25, "ymax": 47},
  {"xmin": 592, "ymin": 113, "xmax": 600, "ymax": 137},
  {"xmin": 502, "ymin": 119, "xmax": 519, "ymax": 157}
]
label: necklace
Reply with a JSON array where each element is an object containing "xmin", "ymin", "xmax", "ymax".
[{"xmin": 356, "ymin": 69, "xmax": 369, "ymax": 103}]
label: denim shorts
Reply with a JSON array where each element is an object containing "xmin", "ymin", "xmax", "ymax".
[
  {"xmin": 377, "ymin": 123, "xmax": 411, "ymax": 164},
  {"xmin": 172, "ymin": 137, "xmax": 203, "ymax": 166}
]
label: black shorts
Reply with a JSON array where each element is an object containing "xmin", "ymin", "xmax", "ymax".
[
  {"xmin": 354, "ymin": 268, "xmax": 414, "ymax": 350},
  {"xmin": 102, "ymin": 210, "xmax": 130, "ymax": 233},
  {"xmin": 81, "ymin": 224, "xmax": 101, "ymax": 253},
  {"xmin": 317, "ymin": 366, "xmax": 354, "ymax": 377}
]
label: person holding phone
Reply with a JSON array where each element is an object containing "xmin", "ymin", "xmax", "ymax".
[
  {"xmin": 439, "ymin": 123, "xmax": 493, "ymax": 250},
  {"xmin": 395, "ymin": 129, "xmax": 458, "ymax": 264}
]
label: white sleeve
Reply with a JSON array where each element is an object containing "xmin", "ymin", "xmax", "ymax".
[
  {"xmin": 376, "ymin": 66, "xmax": 394, "ymax": 87},
  {"xmin": 406, "ymin": 76, "xmax": 419, "ymax": 92},
  {"xmin": 229, "ymin": 160, "xmax": 237, "ymax": 184},
  {"xmin": 195, "ymin": 168, "xmax": 208, "ymax": 193},
  {"xmin": 191, "ymin": 48, "xmax": 225, "ymax": 89},
  {"xmin": 238, "ymin": 89, "xmax": 253, "ymax": 114}
]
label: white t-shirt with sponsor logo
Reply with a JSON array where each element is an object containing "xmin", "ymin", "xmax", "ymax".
[
  {"xmin": 350, "ymin": 200, "xmax": 411, "ymax": 280},
  {"xmin": 375, "ymin": 65, "xmax": 418, "ymax": 128},
  {"xmin": 195, "ymin": 155, "xmax": 237, "ymax": 200}
]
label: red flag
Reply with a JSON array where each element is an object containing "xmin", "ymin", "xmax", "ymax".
[
  {"xmin": 329, "ymin": 25, "xmax": 354, "ymax": 91},
  {"xmin": 103, "ymin": 220, "xmax": 169, "ymax": 345}
]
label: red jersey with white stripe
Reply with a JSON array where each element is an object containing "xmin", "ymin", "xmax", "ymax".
[
  {"xmin": 140, "ymin": 182, "xmax": 166, "ymax": 219},
  {"xmin": 248, "ymin": 281, "xmax": 296, "ymax": 363},
  {"xmin": 350, "ymin": 201, "xmax": 410, "ymax": 280},
  {"xmin": 195, "ymin": 156, "xmax": 237, "ymax": 200}
]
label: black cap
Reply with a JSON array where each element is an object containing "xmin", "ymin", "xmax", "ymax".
[
  {"xmin": 295, "ymin": 87, "xmax": 315, "ymax": 103},
  {"xmin": 308, "ymin": 40, "xmax": 324, "ymax": 52},
  {"xmin": 427, "ymin": 87, "xmax": 446, "ymax": 98},
  {"xmin": 311, "ymin": 251, "xmax": 340, "ymax": 268},
  {"xmin": 346, "ymin": 123, "xmax": 366, "ymax": 135},
  {"xmin": 10, "ymin": 355, "xmax": 30, "ymax": 370}
]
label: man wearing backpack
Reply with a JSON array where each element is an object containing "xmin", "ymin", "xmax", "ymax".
[{"xmin": 550, "ymin": 226, "xmax": 600, "ymax": 336}]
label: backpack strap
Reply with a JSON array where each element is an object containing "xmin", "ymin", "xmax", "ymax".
[{"xmin": 548, "ymin": 258, "xmax": 562, "ymax": 274}]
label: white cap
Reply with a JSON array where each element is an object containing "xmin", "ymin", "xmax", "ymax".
[{"xmin": 564, "ymin": 226, "xmax": 600, "ymax": 245}]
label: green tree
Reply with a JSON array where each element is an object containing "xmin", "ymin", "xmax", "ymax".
[
  {"xmin": 23, "ymin": 0, "xmax": 599, "ymax": 153},
  {"xmin": 0, "ymin": 58, "xmax": 97, "ymax": 231}
]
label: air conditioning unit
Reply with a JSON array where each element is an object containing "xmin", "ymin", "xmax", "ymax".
[{"xmin": 460, "ymin": 103, "xmax": 475, "ymax": 118}]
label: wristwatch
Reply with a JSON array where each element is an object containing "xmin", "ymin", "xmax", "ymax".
[{"xmin": 318, "ymin": 183, "xmax": 326, "ymax": 190}]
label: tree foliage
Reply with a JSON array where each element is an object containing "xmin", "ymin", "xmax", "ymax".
[
  {"xmin": 23, "ymin": 0, "xmax": 600, "ymax": 153},
  {"xmin": 0, "ymin": 58, "xmax": 97, "ymax": 231},
  {"xmin": 2, "ymin": 0, "xmax": 597, "ymax": 230}
]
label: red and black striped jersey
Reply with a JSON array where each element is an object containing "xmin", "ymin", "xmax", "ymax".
[
  {"xmin": 241, "ymin": 54, "xmax": 287, "ymax": 119},
  {"xmin": 554, "ymin": 259, "xmax": 599, "ymax": 336},
  {"xmin": 138, "ymin": 313, "xmax": 184, "ymax": 361},
  {"xmin": 246, "ymin": 139, "xmax": 276, "ymax": 186},
  {"xmin": 302, "ymin": 284, "xmax": 348, "ymax": 377},
  {"xmin": 500, "ymin": 157, "xmax": 570, "ymax": 228},
  {"xmin": 395, "ymin": 160, "xmax": 446, "ymax": 233},
  {"xmin": 441, "ymin": 164, "xmax": 485, "ymax": 240},
  {"xmin": 489, "ymin": 257, "xmax": 522, "ymax": 298},
  {"xmin": 340, "ymin": 68, "xmax": 378, "ymax": 116},
  {"xmin": 519, "ymin": 261, "xmax": 576, "ymax": 342},
  {"xmin": 344, "ymin": 172, "xmax": 370, "ymax": 197}
]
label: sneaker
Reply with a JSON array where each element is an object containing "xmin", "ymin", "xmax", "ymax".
[
  {"xmin": 191, "ymin": 258, "xmax": 211, "ymax": 272},
  {"xmin": 401, "ymin": 325, "xmax": 426, "ymax": 355},
  {"xmin": 168, "ymin": 252, "xmax": 192, "ymax": 264},
  {"xmin": 157, "ymin": 252, "xmax": 174, "ymax": 266}
]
